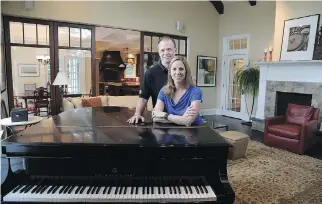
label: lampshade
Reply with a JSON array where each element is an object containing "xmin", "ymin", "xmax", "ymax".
[{"xmin": 52, "ymin": 71, "xmax": 71, "ymax": 86}]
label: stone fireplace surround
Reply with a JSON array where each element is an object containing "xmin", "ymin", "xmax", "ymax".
[{"xmin": 251, "ymin": 60, "xmax": 322, "ymax": 132}]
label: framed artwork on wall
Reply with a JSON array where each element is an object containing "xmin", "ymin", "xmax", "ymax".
[
  {"xmin": 280, "ymin": 14, "xmax": 320, "ymax": 61},
  {"xmin": 18, "ymin": 64, "xmax": 39, "ymax": 77},
  {"xmin": 196, "ymin": 55, "xmax": 217, "ymax": 87}
]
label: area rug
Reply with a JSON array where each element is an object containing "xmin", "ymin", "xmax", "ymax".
[{"xmin": 227, "ymin": 140, "xmax": 322, "ymax": 204}]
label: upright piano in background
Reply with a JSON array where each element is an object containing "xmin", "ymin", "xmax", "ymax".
[{"xmin": 1, "ymin": 107, "xmax": 235, "ymax": 203}]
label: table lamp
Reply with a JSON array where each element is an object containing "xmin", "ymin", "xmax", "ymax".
[{"xmin": 52, "ymin": 71, "xmax": 71, "ymax": 112}]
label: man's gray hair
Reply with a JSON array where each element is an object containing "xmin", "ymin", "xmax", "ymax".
[{"xmin": 158, "ymin": 36, "xmax": 176, "ymax": 49}]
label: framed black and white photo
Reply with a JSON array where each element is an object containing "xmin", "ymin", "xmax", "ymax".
[
  {"xmin": 18, "ymin": 64, "xmax": 39, "ymax": 77},
  {"xmin": 196, "ymin": 55, "xmax": 217, "ymax": 87},
  {"xmin": 280, "ymin": 14, "xmax": 320, "ymax": 61}
]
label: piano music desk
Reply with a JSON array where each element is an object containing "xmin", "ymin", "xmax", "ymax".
[{"xmin": 1, "ymin": 107, "xmax": 235, "ymax": 203}]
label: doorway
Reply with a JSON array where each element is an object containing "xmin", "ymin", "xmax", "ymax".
[{"xmin": 220, "ymin": 35, "xmax": 249, "ymax": 120}]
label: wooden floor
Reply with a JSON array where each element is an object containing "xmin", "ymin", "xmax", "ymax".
[{"xmin": 202, "ymin": 115, "xmax": 322, "ymax": 160}]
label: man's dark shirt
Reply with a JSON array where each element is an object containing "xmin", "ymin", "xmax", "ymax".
[{"xmin": 139, "ymin": 61, "xmax": 168, "ymax": 108}]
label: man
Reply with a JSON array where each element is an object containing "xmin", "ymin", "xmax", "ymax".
[{"xmin": 127, "ymin": 36, "xmax": 195, "ymax": 124}]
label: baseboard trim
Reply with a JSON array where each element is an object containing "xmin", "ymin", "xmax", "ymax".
[{"xmin": 200, "ymin": 109, "xmax": 221, "ymax": 115}]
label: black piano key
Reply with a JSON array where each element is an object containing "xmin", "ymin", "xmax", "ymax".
[
  {"xmin": 12, "ymin": 185, "xmax": 23, "ymax": 193},
  {"xmin": 40, "ymin": 185, "xmax": 50, "ymax": 194},
  {"xmin": 46, "ymin": 185, "xmax": 55, "ymax": 194},
  {"xmin": 91, "ymin": 186, "xmax": 97, "ymax": 194},
  {"xmin": 36, "ymin": 185, "xmax": 45, "ymax": 194},
  {"xmin": 59, "ymin": 186, "xmax": 67, "ymax": 194},
  {"xmin": 198, "ymin": 184, "xmax": 204, "ymax": 194},
  {"xmin": 31, "ymin": 185, "xmax": 39, "ymax": 193},
  {"xmin": 135, "ymin": 185, "xmax": 139, "ymax": 194},
  {"xmin": 51, "ymin": 186, "xmax": 60, "ymax": 194},
  {"xmin": 123, "ymin": 186, "xmax": 127, "ymax": 194},
  {"xmin": 68, "ymin": 186, "xmax": 75, "ymax": 194},
  {"xmin": 185, "ymin": 179, "xmax": 192, "ymax": 194},
  {"xmin": 23, "ymin": 185, "xmax": 34, "ymax": 193},
  {"xmin": 118, "ymin": 186, "xmax": 123, "ymax": 194},
  {"xmin": 103, "ymin": 186, "xmax": 108, "ymax": 194},
  {"xmin": 131, "ymin": 186, "xmax": 135, "ymax": 194},
  {"xmin": 19, "ymin": 184, "xmax": 30, "ymax": 193},
  {"xmin": 151, "ymin": 178, "xmax": 154, "ymax": 194},
  {"xmin": 65, "ymin": 186, "xmax": 73, "ymax": 194},
  {"xmin": 64, "ymin": 185, "xmax": 71, "ymax": 194},
  {"xmin": 75, "ymin": 186, "xmax": 82, "ymax": 194},
  {"xmin": 194, "ymin": 185, "xmax": 200, "ymax": 194},
  {"xmin": 177, "ymin": 185, "xmax": 181, "ymax": 194},
  {"xmin": 200, "ymin": 178, "xmax": 208, "ymax": 193},
  {"xmin": 95, "ymin": 186, "xmax": 101, "ymax": 194},
  {"xmin": 87, "ymin": 186, "xmax": 93, "ymax": 194},
  {"xmin": 107, "ymin": 186, "xmax": 112, "ymax": 194},
  {"xmin": 79, "ymin": 186, "xmax": 86, "ymax": 194}
]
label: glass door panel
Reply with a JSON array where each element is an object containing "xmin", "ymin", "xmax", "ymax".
[{"xmin": 222, "ymin": 55, "xmax": 248, "ymax": 120}]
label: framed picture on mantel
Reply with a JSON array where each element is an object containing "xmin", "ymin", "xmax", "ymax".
[{"xmin": 280, "ymin": 14, "xmax": 320, "ymax": 61}]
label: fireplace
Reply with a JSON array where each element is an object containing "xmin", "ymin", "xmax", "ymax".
[{"xmin": 275, "ymin": 91, "xmax": 312, "ymax": 116}]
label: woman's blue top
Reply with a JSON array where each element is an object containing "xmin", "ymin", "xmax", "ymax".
[{"xmin": 157, "ymin": 85, "xmax": 204, "ymax": 126}]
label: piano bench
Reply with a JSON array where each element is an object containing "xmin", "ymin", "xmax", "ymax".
[{"xmin": 220, "ymin": 131, "xmax": 249, "ymax": 160}]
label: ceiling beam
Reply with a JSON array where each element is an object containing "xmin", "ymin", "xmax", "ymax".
[
  {"xmin": 249, "ymin": 1, "xmax": 256, "ymax": 6},
  {"xmin": 210, "ymin": 1, "xmax": 224, "ymax": 14}
]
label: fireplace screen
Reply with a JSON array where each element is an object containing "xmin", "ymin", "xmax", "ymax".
[{"xmin": 275, "ymin": 91, "xmax": 312, "ymax": 116}]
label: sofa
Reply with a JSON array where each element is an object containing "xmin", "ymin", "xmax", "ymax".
[
  {"xmin": 63, "ymin": 95, "xmax": 153, "ymax": 112},
  {"xmin": 264, "ymin": 103, "xmax": 320, "ymax": 155}
]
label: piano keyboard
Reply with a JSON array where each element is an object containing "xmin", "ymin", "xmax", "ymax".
[{"xmin": 3, "ymin": 177, "xmax": 217, "ymax": 203}]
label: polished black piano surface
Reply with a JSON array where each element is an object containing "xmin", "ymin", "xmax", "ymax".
[{"xmin": 1, "ymin": 106, "xmax": 235, "ymax": 203}]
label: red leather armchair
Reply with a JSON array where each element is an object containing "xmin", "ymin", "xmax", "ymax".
[{"xmin": 264, "ymin": 103, "xmax": 320, "ymax": 154}]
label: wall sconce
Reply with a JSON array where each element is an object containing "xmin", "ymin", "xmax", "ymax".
[{"xmin": 36, "ymin": 55, "xmax": 50, "ymax": 65}]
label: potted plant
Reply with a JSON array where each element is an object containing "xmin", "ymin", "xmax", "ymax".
[{"xmin": 234, "ymin": 62, "xmax": 260, "ymax": 126}]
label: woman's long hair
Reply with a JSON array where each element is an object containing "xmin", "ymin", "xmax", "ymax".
[{"xmin": 163, "ymin": 56, "xmax": 194, "ymax": 97}]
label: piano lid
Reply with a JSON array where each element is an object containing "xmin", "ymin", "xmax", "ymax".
[{"xmin": 1, "ymin": 107, "xmax": 231, "ymax": 158}]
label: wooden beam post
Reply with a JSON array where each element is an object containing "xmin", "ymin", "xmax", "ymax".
[{"xmin": 210, "ymin": 1, "xmax": 224, "ymax": 14}]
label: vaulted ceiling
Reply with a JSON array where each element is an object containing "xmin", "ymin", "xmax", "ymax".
[{"xmin": 210, "ymin": 0, "xmax": 256, "ymax": 14}]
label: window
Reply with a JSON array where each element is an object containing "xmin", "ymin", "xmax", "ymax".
[
  {"xmin": 67, "ymin": 57, "xmax": 80, "ymax": 94},
  {"xmin": 228, "ymin": 37, "xmax": 248, "ymax": 51}
]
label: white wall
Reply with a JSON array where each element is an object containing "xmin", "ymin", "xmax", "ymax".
[
  {"xmin": 1, "ymin": 1, "xmax": 220, "ymax": 109},
  {"xmin": 272, "ymin": 1, "xmax": 322, "ymax": 61},
  {"xmin": 217, "ymin": 1, "xmax": 276, "ymax": 117}
]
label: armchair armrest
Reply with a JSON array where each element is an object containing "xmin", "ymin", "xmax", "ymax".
[
  {"xmin": 301, "ymin": 120, "xmax": 319, "ymax": 139},
  {"xmin": 299, "ymin": 119, "xmax": 319, "ymax": 154},
  {"xmin": 265, "ymin": 115, "xmax": 285, "ymax": 126}
]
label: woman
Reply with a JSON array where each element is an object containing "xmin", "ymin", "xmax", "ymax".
[{"xmin": 152, "ymin": 56, "xmax": 204, "ymax": 126}]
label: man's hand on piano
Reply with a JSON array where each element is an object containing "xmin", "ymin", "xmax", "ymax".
[{"xmin": 127, "ymin": 114, "xmax": 145, "ymax": 124}]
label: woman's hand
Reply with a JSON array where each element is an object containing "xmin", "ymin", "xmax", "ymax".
[{"xmin": 152, "ymin": 110, "xmax": 166, "ymax": 119}]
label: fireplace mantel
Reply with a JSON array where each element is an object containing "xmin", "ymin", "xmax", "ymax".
[
  {"xmin": 256, "ymin": 60, "xmax": 322, "ymax": 66},
  {"xmin": 254, "ymin": 60, "xmax": 322, "ymax": 120}
]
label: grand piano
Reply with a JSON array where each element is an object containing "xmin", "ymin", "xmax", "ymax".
[{"xmin": 1, "ymin": 106, "xmax": 235, "ymax": 203}]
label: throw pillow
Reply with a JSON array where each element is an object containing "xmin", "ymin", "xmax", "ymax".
[{"xmin": 82, "ymin": 97, "xmax": 102, "ymax": 107}]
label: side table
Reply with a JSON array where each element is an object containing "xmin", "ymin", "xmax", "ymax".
[{"xmin": 0, "ymin": 116, "xmax": 43, "ymax": 136}]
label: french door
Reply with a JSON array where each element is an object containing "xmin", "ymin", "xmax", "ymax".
[{"xmin": 221, "ymin": 54, "xmax": 248, "ymax": 120}]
